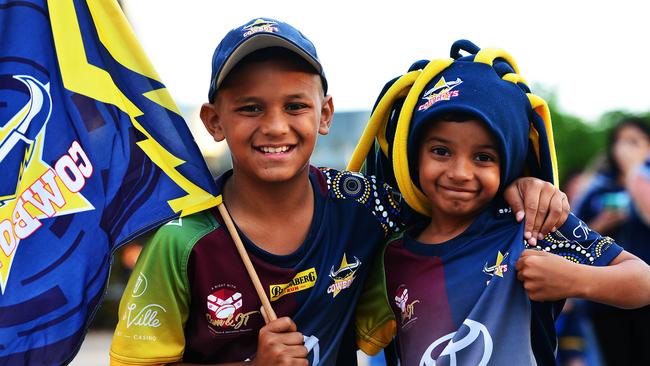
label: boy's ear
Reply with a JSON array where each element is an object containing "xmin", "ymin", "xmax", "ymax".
[
  {"xmin": 200, "ymin": 102, "xmax": 226, "ymax": 142},
  {"xmin": 318, "ymin": 95, "xmax": 334, "ymax": 135}
]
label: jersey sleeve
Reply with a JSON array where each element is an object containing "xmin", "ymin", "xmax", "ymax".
[
  {"xmin": 110, "ymin": 215, "xmax": 214, "ymax": 366},
  {"xmin": 529, "ymin": 212, "xmax": 623, "ymax": 266},
  {"xmin": 354, "ymin": 234, "xmax": 399, "ymax": 355},
  {"xmin": 321, "ymin": 168, "xmax": 403, "ymax": 237}
]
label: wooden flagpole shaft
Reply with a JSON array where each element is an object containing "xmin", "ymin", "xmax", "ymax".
[{"xmin": 217, "ymin": 203, "xmax": 277, "ymax": 323}]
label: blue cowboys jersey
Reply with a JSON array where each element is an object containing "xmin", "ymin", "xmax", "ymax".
[
  {"xmin": 111, "ymin": 167, "xmax": 401, "ymax": 365},
  {"xmin": 357, "ymin": 207, "xmax": 622, "ymax": 366}
]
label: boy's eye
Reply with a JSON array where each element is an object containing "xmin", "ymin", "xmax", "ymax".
[
  {"xmin": 285, "ymin": 103, "xmax": 308, "ymax": 112},
  {"xmin": 431, "ymin": 147, "xmax": 450, "ymax": 156},
  {"xmin": 475, "ymin": 153, "xmax": 497, "ymax": 162},
  {"xmin": 236, "ymin": 104, "xmax": 262, "ymax": 113}
]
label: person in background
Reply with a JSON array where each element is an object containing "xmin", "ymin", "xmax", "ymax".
[{"xmin": 574, "ymin": 116, "xmax": 650, "ymax": 366}]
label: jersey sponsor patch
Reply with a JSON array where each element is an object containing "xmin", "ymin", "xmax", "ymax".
[
  {"xmin": 420, "ymin": 319, "xmax": 493, "ymax": 365},
  {"xmin": 327, "ymin": 253, "xmax": 361, "ymax": 297},
  {"xmin": 395, "ymin": 284, "xmax": 419, "ymax": 329},
  {"xmin": 269, "ymin": 267, "xmax": 318, "ymax": 301},
  {"xmin": 205, "ymin": 285, "xmax": 259, "ymax": 332}
]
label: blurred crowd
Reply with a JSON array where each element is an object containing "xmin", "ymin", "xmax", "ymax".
[{"xmin": 555, "ymin": 117, "xmax": 650, "ymax": 366}]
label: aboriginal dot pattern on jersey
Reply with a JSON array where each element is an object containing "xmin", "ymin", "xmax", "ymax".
[
  {"xmin": 321, "ymin": 168, "xmax": 401, "ymax": 235},
  {"xmin": 525, "ymin": 230, "xmax": 615, "ymax": 265}
]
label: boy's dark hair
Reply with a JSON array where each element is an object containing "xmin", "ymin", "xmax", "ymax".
[
  {"xmin": 218, "ymin": 47, "xmax": 325, "ymax": 94},
  {"xmin": 605, "ymin": 117, "xmax": 650, "ymax": 178}
]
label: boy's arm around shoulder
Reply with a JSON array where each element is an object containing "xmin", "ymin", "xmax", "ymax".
[
  {"xmin": 515, "ymin": 213, "xmax": 650, "ymax": 309},
  {"xmin": 110, "ymin": 214, "xmax": 217, "ymax": 366}
]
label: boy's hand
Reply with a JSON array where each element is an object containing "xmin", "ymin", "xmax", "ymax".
[
  {"xmin": 253, "ymin": 317, "xmax": 308, "ymax": 366},
  {"xmin": 515, "ymin": 249, "xmax": 579, "ymax": 301},
  {"xmin": 504, "ymin": 177, "xmax": 570, "ymax": 245}
]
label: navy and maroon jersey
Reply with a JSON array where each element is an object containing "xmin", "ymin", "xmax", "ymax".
[
  {"xmin": 356, "ymin": 207, "xmax": 622, "ymax": 366},
  {"xmin": 110, "ymin": 167, "xmax": 401, "ymax": 365}
]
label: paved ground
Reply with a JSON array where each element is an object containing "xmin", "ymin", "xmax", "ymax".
[
  {"xmin": 68, "ymin": 331, "xmax": 372, "ymax": 365},
  {"xmin": 68, "ymin": 331, "xmax": 112, "ymax": 366}
]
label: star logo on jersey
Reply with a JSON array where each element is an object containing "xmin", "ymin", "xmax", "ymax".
[
  {"xmin": 242, "ymin": 19, "xmax": 279, "ymax": 38},
  {"xmin": 206, "ymin": 285, "xmax": 258, "ymax": 331},
  {"xmin": 483, "ymin": 251, "xmax": 509, "ymax": 280},
  {"xmin": 395, "ymin": 285, "xmax": 420, "ymax": 328},
  {"xmin": 0, "ymin": 74, "xmax": 94, "ymax": 294},
  {"xmin": 327, "ymin": 253, "xmax": 361, "ymax": 297},
  {"xmin": 418, "ymin": 76, "xmax": 463, "ymax": 111}
]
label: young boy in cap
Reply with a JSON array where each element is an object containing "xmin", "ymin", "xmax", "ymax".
[
  {"xmin": 109, "ymin": 22, "xmax": 569, "ymax": 365},
  {"xmin": 355, "ymin": 40, "xmax": 650, "ymax": 365}
]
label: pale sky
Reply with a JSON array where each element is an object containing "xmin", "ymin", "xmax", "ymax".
[{"xmin": 123, "ymin": 0, "xmax": 650, "ymax": 123}]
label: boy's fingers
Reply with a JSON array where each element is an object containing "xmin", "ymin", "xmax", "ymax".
[
  {"xmin": 531, "ymin": 186, "xmax": 553, "ymax": 240},
  {"xmin": 279, "ymin": 332, "xmax": 307, "ymax": 346},
  {"xmin": 538, "ymin": 191, "xmax": 563, "ymax": 237},
  {"xmin": 283, "ymin": 344, "xmax": 309, "ymax": 358},
  {"xmin": 560, "ymin": 193, "xmax": 570, "ymax": 228},
  {"xmin": 263, "ymin": 317, "xmax": 298, "ymax": 333},
  {"xmin": 522, "ymin": 183, "xmax": 542, "ymax": 240},
  {"xmin": 503, "ymin": 184, "xmax": 525, "ymax": 223}
]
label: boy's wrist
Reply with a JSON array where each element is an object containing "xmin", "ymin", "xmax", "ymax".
[{"xmin": 568, "ymin": 262, "xmax": 590, "ymax": 299}]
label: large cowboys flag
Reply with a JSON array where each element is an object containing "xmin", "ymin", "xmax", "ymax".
[{"xmin": 0, "ymin": 0, "xmax": 219, "ymax": 363}]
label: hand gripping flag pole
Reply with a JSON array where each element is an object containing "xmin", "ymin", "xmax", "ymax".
[{"xmin": 216, "ymin": 196, "xmax": 277, "ymax": 323}]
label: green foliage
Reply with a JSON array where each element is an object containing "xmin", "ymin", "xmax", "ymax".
[{"xmin": 547, "ymin": 98, "xmax": 607, "ymax": 184}]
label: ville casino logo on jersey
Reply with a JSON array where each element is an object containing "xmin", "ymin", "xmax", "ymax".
[{"xmin": 0, "ymin": 74, "xmax": 94, "ymax": 294}]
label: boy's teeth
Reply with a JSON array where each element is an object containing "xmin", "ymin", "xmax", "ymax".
[{"xmin": 260, "ymin": 146, "xmax": 289, "ymax": 153}]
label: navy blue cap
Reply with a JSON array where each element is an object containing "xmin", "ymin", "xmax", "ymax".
[
  {"xmin": 208, "ymin": 18, "xmax": 327, "ymax": 102},
  {"xmin": 409, "ymin": 61, "xmax": 533, "ymax": 189}
]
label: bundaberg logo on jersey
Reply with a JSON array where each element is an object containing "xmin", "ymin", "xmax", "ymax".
[
  {"xmin": 0, "ymin": 74, "xmax": 94, "ymax": 294},
  {"xmin": 269, "ymin": 267, "xmax": 317, "ymax": 301},
  {"xmin": 327, "ymin": 254, "xmax": 361, "ymax": 297}
]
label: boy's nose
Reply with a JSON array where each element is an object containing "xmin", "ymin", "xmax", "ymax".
[
  {"xmin": 259, "ymin": 109, "xmax": 290, "ymax": 136},
  {"xmin": 447, "ymin": 157, "xmax": 473, "ymax": 181}
]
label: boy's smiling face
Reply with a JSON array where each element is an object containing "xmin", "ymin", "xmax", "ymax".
[
  {"xmin": 417, "ymin": 118, "xmax": 500, "ymax": 220},
  {"xmin": 202, "ymin": 56, "xmax": 333, "ymax": 184}
]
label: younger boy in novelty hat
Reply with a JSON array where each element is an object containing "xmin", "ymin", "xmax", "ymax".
[{"xmin": 354, "ymin": 40, "xmax": 650, "ymax": 365}]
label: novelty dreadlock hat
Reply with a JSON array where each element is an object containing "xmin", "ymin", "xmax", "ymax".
[
  {"xmin": 347, "ymin": 40, "xmax": 558, "ymax": 217},
  {"xmin": 408, "ymin": 60, "xmax": 531, "ymax": 191}
]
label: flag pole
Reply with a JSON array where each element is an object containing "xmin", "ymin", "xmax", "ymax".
[{"xmin": 216, "ymin": 200, "xmax": 277, "ymax": 323}]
